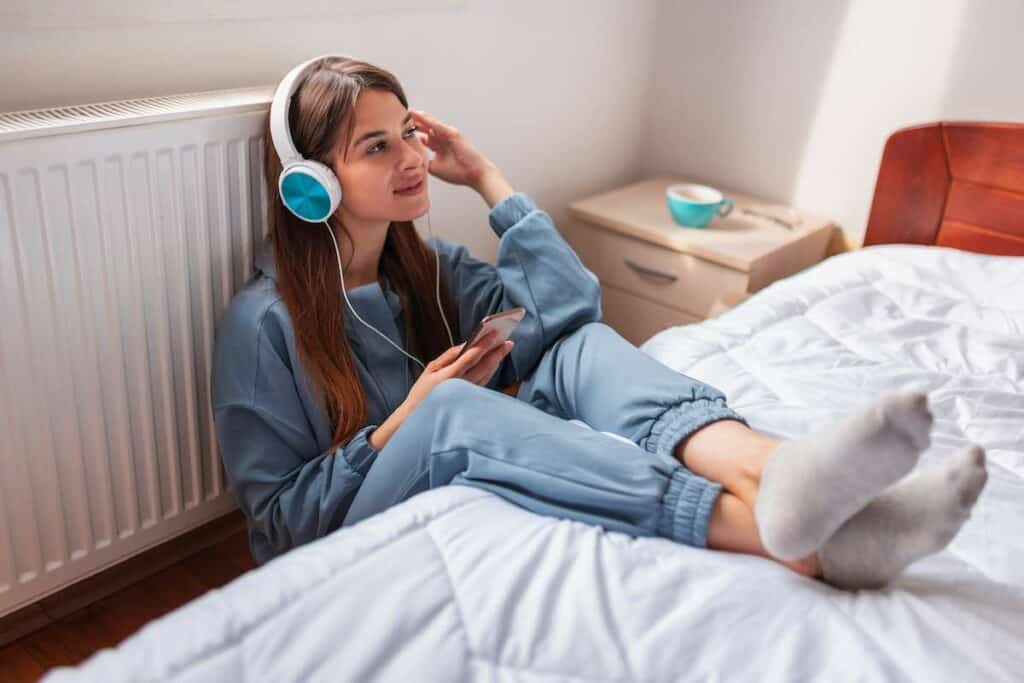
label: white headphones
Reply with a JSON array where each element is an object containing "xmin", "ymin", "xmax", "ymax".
[
  {"xmin": 269, "ymin": 55, "xmax": 345, "ymax": 223},
  {"xmin": 268, "ymin": 55, "xmax": 455, "ymax": 370}
]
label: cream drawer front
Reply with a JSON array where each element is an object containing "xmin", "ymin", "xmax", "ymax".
[
  {"xmin": 563, "ymin": 221, "xmax": 749, "ymax": 318},
  {"xmin": 599, "ymin": 284, "xmax": 699, "ymax": 346}
]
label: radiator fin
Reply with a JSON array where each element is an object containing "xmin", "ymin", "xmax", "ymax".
[{"xmin": 0, "ymin": 93, "xmax": 268, "ymax": 615}]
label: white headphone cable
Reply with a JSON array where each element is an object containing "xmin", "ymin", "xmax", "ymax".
[
  {"xmin": 323, "ymin": 205, "xmax": 455, "ymax": 372},
  {"xmin": 426, "ymin": 206, "xmax": 456, "ymax": 348}
]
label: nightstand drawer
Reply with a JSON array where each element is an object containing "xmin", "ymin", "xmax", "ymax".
[
  {"xmin": 600, "ymin": 284, "xmax": 699, "ymax": 346},
  {"xmin": 563, "ymin": 220, "xmax": 748, "ymax": 318}
]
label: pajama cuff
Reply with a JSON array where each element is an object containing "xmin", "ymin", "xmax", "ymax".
[
  {"xmin": 645, "ymin": 397, "xmax": 748, "ymax": 461},
  {"xmin": 338, "ymin": 424, "xmax": 381, "ymax": 477},
  {"xmin": 657, "ymin": 466, "xmax": 724, "ymax": 548},
  {"xmin": 488, "ymin": 192, "xmax": 537, "ymax": 237}
]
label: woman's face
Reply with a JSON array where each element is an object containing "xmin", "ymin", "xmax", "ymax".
[{"xmin": 330, "ymin": 88, "xmax": 430, "ymax": 224}]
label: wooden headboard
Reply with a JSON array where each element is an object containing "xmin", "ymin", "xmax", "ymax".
[{"xmin": 863, "ymin": 121, "xmax": 1024, "ymax": 255}]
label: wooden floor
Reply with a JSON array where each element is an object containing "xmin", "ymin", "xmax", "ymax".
[{"xmin": 0, "ymin": 527, "xmax": 255, "ymax": 682}]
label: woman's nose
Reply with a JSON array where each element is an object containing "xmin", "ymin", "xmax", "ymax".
[{"xmin": 400, "ymin": 136, "xmax": 426, "ymax": 170}]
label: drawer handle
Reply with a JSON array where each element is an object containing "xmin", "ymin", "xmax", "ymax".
[{"xmin": 624, "ymin": 258, "xmax": 678, "ymax": 282}]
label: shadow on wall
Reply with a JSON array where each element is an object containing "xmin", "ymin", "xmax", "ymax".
[
  {"xmin": 643, "ymin": 0, "xmax": 1024, "ymax": 242},
  {"xmin": 784, "ymin": 0, "xmax": 968, "ymax": 242},
  {"xmin": 640, "ymin": 0, "xmax": 851, "ymax": 205}
]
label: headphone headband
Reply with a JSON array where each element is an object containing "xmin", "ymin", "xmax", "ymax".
[
  {"xmin": 269, "ymin": 54, "xmax": 350, "ymax": 222},
  {"xmin": 270, "ymin": 55, "xmax": 331, "ymax": 165}
]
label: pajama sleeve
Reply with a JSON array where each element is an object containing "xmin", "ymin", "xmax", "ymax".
[
  {"xmin": 212, "ymin": 300, "xmax": 378, "ymax": 565},
  {"xmin": 430, "ymin": 191, "xmax": 602, "ymax": 388}
]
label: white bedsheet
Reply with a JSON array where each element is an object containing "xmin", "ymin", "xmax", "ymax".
[{"xmin": 45, "ymin": 245, "xmax": 1024, "ymax": 682}]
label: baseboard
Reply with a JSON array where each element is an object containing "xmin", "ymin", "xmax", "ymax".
[{"xmin": 0, "ymin": 510, "xmax": 247, "ymax": 648}]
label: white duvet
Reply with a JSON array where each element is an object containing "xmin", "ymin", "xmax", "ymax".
[{"xmin": 46, "ymin": 245, "xmax": 1024, "ymax": 682}]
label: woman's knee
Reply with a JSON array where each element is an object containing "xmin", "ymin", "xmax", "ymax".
[
  {"xmin": 555, "ymin": 321, "xmax": 620, "ymax": 353},
  {"xmin": 392, "ymin": 379, "xmax": 512, "ymax": 468},
  {"xmin": 414, "ymin": 378, "xmax": 492, "ymax": 420},
  {"xmin": 428, "ymin": 377, "xmax": 485, "ymax": 402},
  {"xmin": 571, "ymin": 320, "xmax": 616, "ymax": 341},
  {"xmin": 386, "ymin": 379, "xmax": 487, "ymax": 458}
]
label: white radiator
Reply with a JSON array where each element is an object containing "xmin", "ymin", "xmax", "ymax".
[{"xmin": 0, "ymin": 86, "xmax": 274, "ymax": 617}]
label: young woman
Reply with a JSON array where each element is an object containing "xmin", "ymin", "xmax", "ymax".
[{"xmin": 212, "ymin": 55, "xmax": 988, "ymax": 590}]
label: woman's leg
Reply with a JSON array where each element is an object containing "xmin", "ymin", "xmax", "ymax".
[
  {"xmin": 515, "ymin": 324, "xmax": 811, "ymax": 512},
  {"xmin": 675, "ymin": 418, "xmax": 777, "ymax": 510},
  {"xmin": 677, "ymin": 420, "xmax": 822, "ymax": 576},
  {"xmin": 514, "ymin": 322, "xmax": 951, "ymax": 582},
  {"xmin": 701, "ymin": 419, "xmax": 988, "ymax": 587},
  {"xmin": 515, "ymin": 322, "xmax": 821, "ymax": 575},
  {"xmin": 708, "ymin": 492, "xmax": 820, "ymax": 577},
  {"xmin": 515, "ymin": 322, "xmax": 750, "ymax": 465},
  {"xmin": 344, "ymin": 379, "xmax": 733, "ymax": 555}
]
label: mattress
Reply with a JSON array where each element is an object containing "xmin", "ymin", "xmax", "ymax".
[{"xmin": 44, "ymin": 245, "xmax": 1024, "ymax": 682}]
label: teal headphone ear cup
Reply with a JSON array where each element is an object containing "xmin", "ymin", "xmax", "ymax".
[{"xmin": 278, "ymin": 160, "xmax": 342, "ymax": 222}]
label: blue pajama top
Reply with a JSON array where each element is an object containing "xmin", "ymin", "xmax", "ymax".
[{"xmin": 212, "ymin": 193, "xmax": 602, "ymax": 565}]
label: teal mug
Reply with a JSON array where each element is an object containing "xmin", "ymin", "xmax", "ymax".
[{"xmin": 665, "ymin": 183, "xmax": 734, "ymax": 228}]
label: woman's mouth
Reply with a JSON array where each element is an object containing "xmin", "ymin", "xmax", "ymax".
[{"xmin": 394, "ymin": 179, "xmax": 424, "ymax": 196}]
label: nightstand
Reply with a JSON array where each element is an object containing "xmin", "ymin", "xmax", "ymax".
[{"xmin": 563, "ymin": 177, "xmax": 838, "ymax": 345}]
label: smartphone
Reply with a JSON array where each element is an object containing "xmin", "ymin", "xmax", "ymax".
[{"xmin": 455, "ymin": 307, "xmax": 526, "ymax": 360}]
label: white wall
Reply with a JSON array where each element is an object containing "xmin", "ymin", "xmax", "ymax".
[
  {"xmin": 6, "ymin": 0, "xmax": 1022, "ymax": 249},
  {"xmin": 0, "ymin": 0, "xmax": 661, "ymax": 261},
  {"xmin": 643, "ymin": 0, "xmax": 1024, "ymax": 243}
]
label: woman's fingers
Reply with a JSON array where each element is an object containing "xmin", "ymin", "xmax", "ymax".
[
  {"xmin": 409, "ymin": 110, "xmax": 436, "ymax": 137},
  {"xmin": 411, "ymin": 109, "xmax": 458, "ymax": 139},
  {"xmin": 464, "ymin": 341, "xmax": 514, "ymax": 386},
  {"xmin": 429, "ymin": 342, "xmax": 466, "ymax": 371},
  {"xmin": 429, "ymin": 332, "xmax": 513, "ymax": 385},
  {"xmin": 420, "ymin": 132, "xmax": 445, "ymax": 158},
  {"xmin": 432, "ymin": 330, "xmax": 499, "ymax": 372},
  {"xmin": 464, "ymin": 343, "xmax": 511, "ymax": 386},
  {"xmin": 439, "ymin": 332, "xmax": 494, "ymax": 377},
  {"xmin": 411, "ymin": 113, "xmax": 448, "ymax": 156},
  {"xmin": 446, "ymin": 345, "xmax": 489, "ymax": 378}
]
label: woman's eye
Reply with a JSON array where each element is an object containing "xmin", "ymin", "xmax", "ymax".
[{"xmin": 368, "ymin": 127, "xmax": 419, "ymax": 154}]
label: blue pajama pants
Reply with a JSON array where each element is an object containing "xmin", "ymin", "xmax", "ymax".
[{"xmin": 342, "ymin": 322, "xmax": 748, "ymax": 548}]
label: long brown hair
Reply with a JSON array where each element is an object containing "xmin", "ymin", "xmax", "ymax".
[{"xmin": 262, "ymin": 56, "xmax": 458, "ymax": 449}]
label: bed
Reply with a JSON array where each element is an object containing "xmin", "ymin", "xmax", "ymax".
[{"xmin": 43, "ymin": 122, "xmax": 1024, "ymax": 681}]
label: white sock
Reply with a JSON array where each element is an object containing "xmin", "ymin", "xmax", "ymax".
[
  {"xmin": 819, "ymin": 445, "xmax": 988, "ymax": 590},
  {"xmin": 754, "ymin": 391, "xmax": 933, "ymax": 560}
]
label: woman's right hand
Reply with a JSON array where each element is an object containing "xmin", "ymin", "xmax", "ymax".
[
  {"xmin": 369, "ymin": 333, "xmax": 514, "ymax": 452},
  {"xmin": 402, "ymin": 332, "xmax": 514, "ymax": 416}
]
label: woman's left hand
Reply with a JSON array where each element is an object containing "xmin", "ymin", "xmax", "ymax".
[{"xmin": 410, "ymin": 109, "xmax": 498, "ymax": 190}]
